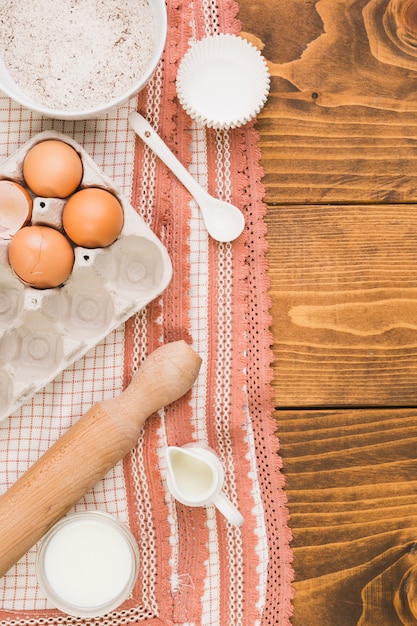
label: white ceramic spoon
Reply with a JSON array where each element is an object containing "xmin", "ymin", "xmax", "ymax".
[{"xmin": 129, "ymin": 112, "xmax": 245, "ymax": 242}]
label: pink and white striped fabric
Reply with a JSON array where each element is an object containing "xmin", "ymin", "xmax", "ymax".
[{"xmin": 0, "ymin": 0, "xmax": 294, "ymax": 624}]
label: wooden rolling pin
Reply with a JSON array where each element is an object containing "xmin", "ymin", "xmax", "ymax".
[{"xmin": 0, "ymin": 340, "xmax": 201, "ymax": 578}]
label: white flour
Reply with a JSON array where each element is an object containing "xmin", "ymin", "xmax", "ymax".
[{"xmin": 0, "ymin": 0, "xmax": 155, "ymax": 110}]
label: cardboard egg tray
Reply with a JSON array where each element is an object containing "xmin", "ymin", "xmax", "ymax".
[{"xmin": 0, "ymin": 130, "xmax": 172, "ymax": 422}]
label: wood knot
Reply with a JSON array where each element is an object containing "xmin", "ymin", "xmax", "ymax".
[
  {"xmin": 364, "ymin": 0, "xmax": 417, "ymax": 69},
  {"xmin": 386, "ymin": 0, "xmax": 417, "ymax": 49},
  {"xmin": 395, "ymin": 565, "xmax": 417, "ymax": 623},
  {"xmin": 403, "ymin": 0, "xmax": 417, "ymax": 32}
]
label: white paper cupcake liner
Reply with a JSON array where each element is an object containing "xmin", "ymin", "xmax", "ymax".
[{"xmin": 176, "ymin": 33, "xmax": 271, "ymax": 130}]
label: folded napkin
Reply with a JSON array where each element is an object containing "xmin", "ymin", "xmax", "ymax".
[{"xmin": 0, "ymin": 0, "xmax": 293, "ymax": 624}]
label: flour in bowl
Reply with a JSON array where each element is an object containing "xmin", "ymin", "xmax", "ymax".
[{"xmin": 0, "ymin": 0, "xmax": 155, "ymax": 110}]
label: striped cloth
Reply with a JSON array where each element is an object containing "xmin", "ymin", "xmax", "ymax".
[{"xmin": 0, "ymin": 0, "xmax": 293, "ymax": 623}]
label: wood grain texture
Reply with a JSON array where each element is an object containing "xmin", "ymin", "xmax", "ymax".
[
  {"xmin": 238, "ymin": 0, "xmax": 417, "ymax": 205},
  {"xmin": 269, "ymin": 203, "xmax": 417, "ymax": 407},
  {"xmin": 235, "ymin": 0, "xmax": 417, "ymax": 624},
  {"xmin": 278, "ymin": 407, "xmax": 417, "ymax": 626}
]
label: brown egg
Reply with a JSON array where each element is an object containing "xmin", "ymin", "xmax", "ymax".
[
  {"xmin": 8, "ymin": 225, "xmax": 75, "ymax": 289},
  {"xmin": 62, "ymin": 187, "xmax": 124, "ymax": 248},
  {"xmin": 23, "ymin": 140, "xmax": 83, "ymax": 198},
  {"xmin": 0, "ymin": 180, "xmax": 32, "ymax": 239}
]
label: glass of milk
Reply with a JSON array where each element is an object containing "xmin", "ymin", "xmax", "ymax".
[{"xmin": 36, "ymin": 510, "xmax": 140, "ymax": 617}]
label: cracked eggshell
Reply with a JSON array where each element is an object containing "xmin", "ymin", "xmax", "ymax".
[
  {"xmin": 8, "ymin": 225, "xmax": 75, "ymax": 289},
  {"xmin": 0, "ymin": 180, "xmax": 32, "ymax": 239},
  {"xmin": 0, "ymin": 130, "xmax": 172, "ymax": 422}
]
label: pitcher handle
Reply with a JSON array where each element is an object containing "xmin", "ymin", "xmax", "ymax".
[{"xmin": 213, "ymin": 492, "xmax": 244, "ymax": 527}]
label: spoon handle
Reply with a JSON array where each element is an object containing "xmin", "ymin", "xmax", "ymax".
[{"xmin": 129, "ymin": 112, "xmax": 207, "ymax": 203}]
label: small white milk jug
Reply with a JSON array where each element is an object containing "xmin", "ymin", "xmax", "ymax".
[{"xmin": 165, "ymin": 444, "xmax": 244, "ymax": 527}]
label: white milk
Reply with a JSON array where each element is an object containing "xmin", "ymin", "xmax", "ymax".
[
  {"xmin": 170, "ymin": 449, "xmax": 214, "ymax": 498},
  {"xmin": 37, "ymin": 511, "xmax": 139, "ymax": 616},
  {"xmin": 165, "ymin": 445, "xmax": 245, "ymax": 527}
]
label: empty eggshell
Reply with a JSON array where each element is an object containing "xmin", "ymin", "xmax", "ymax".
[
  {"xmin": 23, "ymin": 140, "xmax": 83, "ymax": 198},
  {"xmin": 0, "ymin": 180, "xmax": 32, "ymax": 239},
  {"xmin": 8, "ymin": 225, "xmax": 75, "ymax": 289},
  {"xmin": 62, "ymin": 187, "xmax": 124, "ymax": 248}
]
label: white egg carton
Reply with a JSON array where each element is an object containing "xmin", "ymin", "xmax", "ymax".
[{"xmin": 0, "ymin": 130, "xmax": 172, "ymax": 422}]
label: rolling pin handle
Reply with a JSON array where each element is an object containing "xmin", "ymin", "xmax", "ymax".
[{"xmin": 102, "ymin": 339, "xmax": 202, "ymax": 426}]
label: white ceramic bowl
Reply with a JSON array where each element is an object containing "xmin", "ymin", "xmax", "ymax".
[{"xmin": 0, "ymin": 0, "xmax": 167, "ymax": 120}]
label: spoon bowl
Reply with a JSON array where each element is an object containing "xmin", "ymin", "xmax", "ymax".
[{"xmin": 129, "ymin": 112, "xmax": 245, "ymax": 242}]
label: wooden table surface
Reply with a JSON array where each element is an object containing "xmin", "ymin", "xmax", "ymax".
[{"xmin": 237, "ymin": 1, "xmax": 417, "ymax": 624}]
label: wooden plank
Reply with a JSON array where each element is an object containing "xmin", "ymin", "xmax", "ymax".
[
  {"xmin": 278, "ymin": 406, "xmax": 417, "ymax": 625},
  {"xmin": 268, "ymin": 203, "xmax": 417, "ymax": 407},
  {"xmin": 235, "ymin": 1, "xmax": 417, "ymax": 623},
  {"xmin": 237, "ymin": 0, "xmax": 417, "ymax": 205}
]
